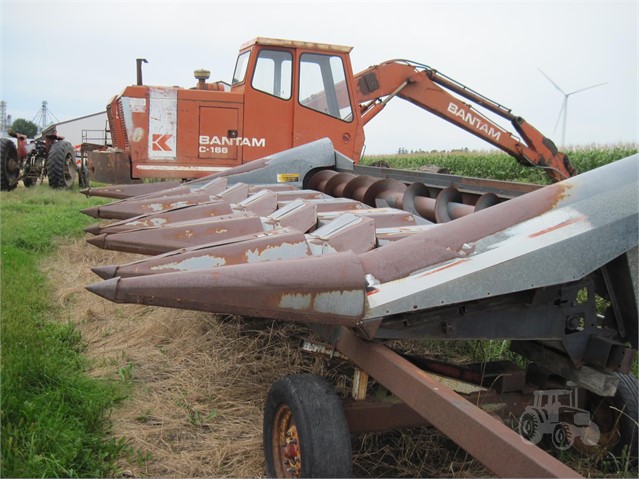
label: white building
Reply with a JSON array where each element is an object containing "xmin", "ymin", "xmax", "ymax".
[{"xmin": 47, "ymin": 111, "xmax": 109, "ymax": 148}]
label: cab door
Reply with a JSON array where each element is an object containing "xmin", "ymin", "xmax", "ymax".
[
  {"xmin": 293, "ymin": 52, "xmax": 359, "ymax": 159},
  {"xmin": 241, "ymin": 48, "xmax": 295, "ymax": 161}
]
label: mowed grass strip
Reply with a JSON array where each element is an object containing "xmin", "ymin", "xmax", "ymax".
[{"xmin": 0, "ymin": 186, "xmax": 126, "ymax": 478}]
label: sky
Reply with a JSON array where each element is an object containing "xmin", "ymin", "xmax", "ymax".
[{"xmin": 1, "ymin": 0, "xmax": 637, "ymax": 154}]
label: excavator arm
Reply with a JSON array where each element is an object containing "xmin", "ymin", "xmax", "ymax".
[{"xmin": 354, "ymin": 60, "xmax": 576, "ymax": 182}]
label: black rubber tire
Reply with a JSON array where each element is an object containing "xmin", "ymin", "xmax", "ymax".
[
  {"xmin": 47, "ymin": 140, "xmax": 76, "ymax": 189},
  {"xmin": 1, "ymin": 138, "xmax": 20, "ymax": 191},
  {"xmin": 263, "ymin": 374, "xmax": 352, "ymax": 478},
  {"xmin": 586, "ymin": 372, "xmax": 638, "ymax": 463},
  {"xmin": 610, "ymin": 373, "xmax": 638, "ymax": 461},
  {"xmin": 23, "ymin": 177, "xmax": 37, "ymax": 187}
]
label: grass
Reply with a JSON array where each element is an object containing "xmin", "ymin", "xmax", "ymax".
[
  {"xmin": 362, "ymin": 143, "xmax": 638, "ymax": 184},
  {"xmin": 0, "ymin": 184, "xmax": 127, "ymax": 478}
]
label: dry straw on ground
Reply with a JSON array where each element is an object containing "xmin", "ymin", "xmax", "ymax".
[{"xmin": 45, "ymin": 237, "xmax": 491, "ymax": 478}]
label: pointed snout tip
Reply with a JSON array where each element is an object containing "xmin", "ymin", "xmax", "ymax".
[
  {"xmin": 86, "ymin": 233, "xmax": 108, "ymax": 249},
  {"xmin": 84, "ymin": 223, "xmax": 102, "ymax": 235},
  {"xmin": 80, "ymin": 206, "xmax": 101, "ymax": 218},
  {"xmin": 91, "ymin": 265, "xmax": 119, "ymax": 280},
  {"xmin": 85, "ymin": 277, "xmax": 121, "ymax": 302}
]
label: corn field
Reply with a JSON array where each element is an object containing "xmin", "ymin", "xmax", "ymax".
[{"xmin": 362, "ymin": 144, "xmax": 637, "ymax": 184}]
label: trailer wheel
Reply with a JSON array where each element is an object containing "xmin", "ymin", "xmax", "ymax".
[
  {"xmin": 263, "ymin": 374, "xmax": 352, "ymax": 478},
  {"xmin": 23, "ymin": 177, "xmax": 36, "ymax": 187},
  {"xmin": 47, "ymin": 141, "xmax": 76, "ymax": 189},
  {"xmin": 1, "ymin": 138, "xmax": 20, "ymax": 191},
  {"xmin": 578, "ymin": 373, "xmax": 638, "ymax": 463}
]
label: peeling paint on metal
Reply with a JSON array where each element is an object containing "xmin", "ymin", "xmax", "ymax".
[
  {"xmin": 245, "ymin": 241, "xmax": 310, "ymax": 262},
  {"xmin": 150, "ymin": 255, "xmax": 227, "ymax": 271},
  {"xmin": 279, "ymin": 293, "xmax": 312, "ymax": 310},
  {"xmin": 150, "ymin": 218, "xmax": 168, "ymax": 227}
]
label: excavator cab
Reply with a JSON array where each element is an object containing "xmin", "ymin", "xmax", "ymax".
[{"xmin": 92, "ymin": 38, "xmax": 364, "ymax": 183}]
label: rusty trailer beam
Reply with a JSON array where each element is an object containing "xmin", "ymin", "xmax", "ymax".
[{"xmin": 334, "ymin": 326, "xmax": 581, "ymax": 478}]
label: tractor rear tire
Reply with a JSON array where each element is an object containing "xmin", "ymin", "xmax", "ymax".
[
  {"xmin": 263, "ymin": 374, "xmax": 352, "ymax": 478},
  {"xmin": 47, "ymin": 141, "xmax": 76, "ymax": 189},
  {"xmin": 1, "ymin": 138, "xmax": 20, "ymax": 191}
]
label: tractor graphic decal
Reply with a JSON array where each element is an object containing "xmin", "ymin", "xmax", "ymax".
[{"xmin": 519, "ymin": 388, "xmax": 601, "ymax": 450}]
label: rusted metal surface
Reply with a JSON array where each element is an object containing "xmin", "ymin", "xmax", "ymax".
[
  {"xmin": 87, "ymin": 251, "xmax": 367, "ymax": 325},
  {"xmin": 307, "ymin": 214, "xmax": 376, "ymax": 255},
  {"xmin": 125, "ymin": 176, "xmax": 229, "ymax": 201},
  {"xmin": 81, "ymin": 192, "xmax": 224, "ymax": 220},
  {"xmin": 91, "ymin": 228, "xmax": 311, "ymax": 278},
  {"xmin": 88, "ymin": 149, "xmax": 141, "ymax": 185},
  {"xmin": 87, "ymin": 213, "xmax": 264, "ymax": 255},
  {"xmin": 81, "ymin": 180, "xmax": 181, "ymax": 199},
  {"xmin": 300, "ymin": 198, "xmax": 369, "ymax": 213},
  {"xmin": 234, "ymin": 190, "xmax": 278, "ymax": 216},
  {"xmin": 85, "ymin": 201, "xmax": 234, "ymax": 236},
  {"xmin": 317, "ymin": 207, "xmax": 420, "ymax": 229},
  {"xmin": 334, "ymin": 327, "xmax": 581, "ymax": 478},
  {"xmin": 262, "ymin": 200, "xmax": 318, "ymax": 233}
]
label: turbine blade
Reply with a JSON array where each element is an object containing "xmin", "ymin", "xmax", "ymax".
[
  {"xmin": 553, "ymin": 100, "xmax": 566, "ymax": 134},
  {"xmin": 538, "ymin": 68, "xmax": 566, "ymax": 95},
  {"xmin": 567, "ymin": 82, "xmax": 608, "ymax": 96}
]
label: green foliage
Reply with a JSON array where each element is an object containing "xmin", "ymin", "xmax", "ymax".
[
  {"xmin": 9, "ymin": 118, "xmax": 39, "ymax": 138},
  {"xmin": 0, "ymin": 186, "xmax": 126, "ymax": 478},
  {"xmin": 362, "ymin": 144, "xmax": 638, "ymax": 184}
]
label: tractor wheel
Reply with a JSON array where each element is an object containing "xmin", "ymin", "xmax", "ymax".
[
  {"xmin": 47, "ymin": 141, "xmax": 76, "ymax": 189},
  {"xmin": 1, "ymin": 138, "xmax": 20, "ymax": 191},
  {"xmin": 579, "ymin": 373, "xmax": 638, "ymax": 463},
  {"xmin": 23, "ymin": 177, "xmax": 37, "ymax": 187},
  {"xmin": 519, "ymin": 410, "xmax": 544, "ymax": 445},
  {"xmin": 263, "ymin": 374, "xmax": 352, "ymax": 478},
  {"xmin": 552, "ymin": 422, "xmax": 574, "ymax": 450}
]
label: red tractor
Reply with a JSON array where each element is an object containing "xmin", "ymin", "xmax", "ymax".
[{"xmin": 0, "ymin": 128, "xmax": 79, "ymax": 191}]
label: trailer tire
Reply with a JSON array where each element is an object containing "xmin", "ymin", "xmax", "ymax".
[
  {"xmin": 1, "ymin": 138, "xmax": 20, "ymax": 191},
  {"xmin": 263, "ymin": 374, "xmax": 352, "ymax": 478},
  {"xmin": 23, "ymin": 177, "xmax": 36, "ymax": 187},
  {"xmin": 47, "ymin": 141, "xmax": 76, "ymax": 189},
  {"xmin": 581, "ymin": 373, "xmax": 638, "ymax": 463}
]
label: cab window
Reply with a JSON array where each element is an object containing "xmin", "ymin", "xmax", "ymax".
[
  {"xmin": 232, "ymin": 51, "xmax": 250, "ymax": 85},
  {"xmin": 251, "ymin": 50, "xmax": 292, "ymax": 100},
  {"xmin": 299, "ymin": 53, "xmax": 352, "ymax": 121}
]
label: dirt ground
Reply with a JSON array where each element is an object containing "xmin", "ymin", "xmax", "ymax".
[{"xmin": 44, "ymin": 237, "xmax": 495, "ymax": 478}]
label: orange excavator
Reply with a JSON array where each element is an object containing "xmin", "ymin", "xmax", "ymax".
[{"xmin": 89, "ymin": 37, "xmax": 575, "ymax": 184}]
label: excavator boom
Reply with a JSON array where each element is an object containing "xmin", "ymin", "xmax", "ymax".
[{"xmin": 354, "ymin": 60, "xmax": 576, "ymax": 182}]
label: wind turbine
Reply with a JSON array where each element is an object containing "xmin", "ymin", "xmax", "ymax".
[{"xmin": 538, "ymin": 68, "xmax": 607, "ymax": 147}]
